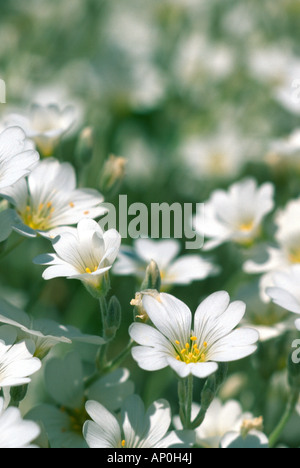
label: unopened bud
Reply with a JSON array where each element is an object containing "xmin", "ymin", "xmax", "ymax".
[
  {"xmin": 200, "ymin": 375, "xmax": 217, "ymax": 410},
  {"xmin": 10, "ymin": 384, "xmax": 28, "ymax": 405},
  {"xmin": 99, "ymin": 154, "xmax": 126, "ymax": 196},
  {"xmin": 215, "ymin": 362, "xmax": 228, "ymax": 388},
  {"xmin": 141, "ymin": 260, "xmax": 161, "ymax": 292},
  {"xmin": 75, "ymin": 126, "xmax": 94, "ymax": 166},
  {"xmin": 104, "ymin": 296, "xmax": 122, "ymax": 339}
]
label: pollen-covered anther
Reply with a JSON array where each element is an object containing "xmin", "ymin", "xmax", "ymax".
[
  {"xmin": 175, "ymin": 337, "xmax": 208, "ymax": 364},
  {"xmin": 121, "ymin": 439, "xmax": 126, "ymax": 448},
  {"xmin": 85, "ymin": 266, "xmax": 98, "ymax": 274}
]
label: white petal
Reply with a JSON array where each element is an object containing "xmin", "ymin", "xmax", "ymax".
[
  {"xmin": 84, "ymin": 400, "xmax": 121, "ymax": 448},
  {"xmin": 267, "ymin": 287, "xmax": 300, "ymax": 314},
  {"xmin": 167, "ymin": 357, "xmax": 218, "ymax": 379},
  {"xmin": 142, "ymin": 293, "xmax": 192, "ymax": 345},
  {"xmin": 131, "ymin": 346, "xmax": 169, "ymax": 371},
  {"xmin": 135, "ymin": 239, "xmax": 180, "ymax": 269}
]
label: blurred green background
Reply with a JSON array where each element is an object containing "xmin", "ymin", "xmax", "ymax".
[{"xmin": 1, "ymin": 0, "xmax": 300, "ymax": 447}]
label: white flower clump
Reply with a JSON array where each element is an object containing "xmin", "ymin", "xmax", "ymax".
[
  {"xmin": 3, "ymin": 103, "xmax": 76, "ymax": 156},
  {"xmin": 129, "ymin": 291, "xmax": 258, "ymax": 379},
  {"xmin": 0, "ymin": 397, "xmax": 40, "ymax": 448},
  {"xmin": 195, "ymin": 178, "xmax": 274, "ymax": 251},
  {"xmin": 0, "ymin": 158, "xmax": 106, "ymax": 241},
  {"xmin": 83, "ymin": 394, "xmax": 193, "ymax": 448},
  {"xmin": 0, "ymin": 126, "xmax": 39, "ymax": 190},
  {"xmin": 0, "ymin": 325, "xmax": 41, "ymax": 389},
  {"xmin": 113, "ymin": 238, "xmax": 219, "ymax": 288}
]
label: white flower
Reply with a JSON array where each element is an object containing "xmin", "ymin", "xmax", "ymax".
[
  {"xmin": 113, "ymin": 238, "xmax": 219, "ymax": 289},
  {"xmin": 266, "ymin": 265, "xmax": 300, "ymax": 331},
  {"xmin": 83, "ymin": 394, "xmax": 193, "ymax": 448},
  {"xmin": 34, "ymin": 218, "xmax": 121, "ymax": 294},
  {"xmin": 195, "ymin": 178, "xmax": 274, "ymax": 251},
  {"xmin": 244, "ymin": 198, "xmax": 300, "ymax": 302},
  {"xmin": 129, "ymin": 291, "xmax": 258, "ymax": 379},
  {"xmin": 0, "ymin": 325, "xmax": 41, "ymax": 388},
  {"xmin": 0, "ymin": 158, "xmax": 106, "ymax": 240},
  {"xmin": 0, "ymin": 126, "xmax": 39, "ymax": 190},
  {"xmin": 174, "ymin": 398, "xmax": 252, "ymax": 448},
  {"xmin": 269, "ymin": 129, "xmax": 300, "ymax": 159},
  {"xmin": 177, "ymin": 129, "xmax": 246, "ymax": 181},
  {"xmin": 3, "ymin": 103, "xmax": 76, "ymax": 156},
  {"xmin": 0, "ymin": 397, "xmax": 40, "ymax": 448}
]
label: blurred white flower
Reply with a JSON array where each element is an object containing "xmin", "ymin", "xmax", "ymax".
[
  {"xmin": 266, "ymin": 265, "xmax": 300, "ymax": 331},
  {"xmin": 113, "ymin": 238, "xmax": 219, "ymax": 289},
  {"xmin": 0, "ymin": 325, "xmax": 41, "ymax": 388},
  {"xmin": 174, "ymin": 398, "xmax": 252, "ymax": 448},
  {"xmin": 244, "ymin": 198, "xmax": 300, "ymax": 301},
  {"xmin": 248, "ymin": 46, "xmax": 298, "ymax": 85},
  {"xmin": 83, "ymin": 394, "xmax": 193, "ymax": 448},
  {"xmin": 0, "ymin": 126, "xmax": 39, "ymax": 190},
  {"xmin": 178, "ymin": 128, "xmax": 246, "ymax": 180},
  {"xmin": 0, "ymin": 397, "xmax": 40, "ymax": 448},
  {"xmin": 34, "ymin": 218, "xmax": 121, "ymax": 296},
  {"xmin": 195, "ymin": 178, "xmax": 274, "ymax": 251},
  {"xmin": 266, "ymin": 129, "xmax": 300, "ymax": 169},
  {"xmin": 129, "ymin": 291, "xmax": 258, "ymax": 379},
  {"xmin": 0, "ymin": 158, "xmax": 106, "ymax": 241},
  {"xmin": 173, "ymin": 33, "xmax": 235, "ymax": 90},
  {"xmin": 3, "ymin": 103, "xmax": 76, "ymax": 156},
  {"xmin": 269, "ymin": 129, "xmax": 300, "ymax": 158}
]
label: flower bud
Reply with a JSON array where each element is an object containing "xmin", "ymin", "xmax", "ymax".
[
  {"xmin": 10, "ymin": 384, "xmax": 28, "ymax": 405},
  {"xmin": 75, "ymin": 127, "xmax": 94, "ymax": 166},
  {"xmin": 99, "ymin": 154, "xmax": 126, "ymax": 196},
  {"xmin": 104, "ymin": 296, "xmax": 122, "ymax": 339},
  {"xmin": 141, "ymin": 260, "xmax": 161, "ymax": 292}
]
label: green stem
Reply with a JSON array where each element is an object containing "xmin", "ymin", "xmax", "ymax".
[
  {"xmin": 84, "ymin": 340, "xmax": 134, "ymax": 389},
  {"xmin": 103, "ymin": 339, "xmax": 134, "ymax": 374},
  {"xmin": 186, "ymin": 374, "xmax": 193, "ymax": 428},
  {"xmin": 269, "ymin": 389, "xmax": 299, "ymax": 448},
  {"xmin": 0, "ymin": 237, "xmax": 25, "ymax": 262},
  {"xmin": 178, "ymin": 379, "xmax": 187, "ymax": 429},
  {"xmin": 190, "ymin": 406, "xmax": 207, "ymax": 430},
  {"xmin": 95, "ymin": 296, "xmax": 108, "ymax": 371}
]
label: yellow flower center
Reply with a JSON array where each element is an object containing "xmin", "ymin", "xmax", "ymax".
[
  {"xmin": 288, "ymin": 248, "xmax": 300, "ymax": 264},
  {"xmin": 239, "ymin": 221, "xmax": 255, "ymax": 233},
  {"xmin": 85, "ymin": 266, "xmax": 98, "ymax": 274},
  {"xmin": 21, "ymin": 202, "xmax": 54, "ymax": 230},
  {"xmin": 121, "ymin": 439, "xmax": 126, "ymax": 448},
  {"xmin": 175, "ymin": 336, "xmax": 208, "ymax": 364}
]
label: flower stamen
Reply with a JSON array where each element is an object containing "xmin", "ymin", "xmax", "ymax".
[{"xmin": 175, "ymin": 337, "xmax": 208, "ymax": 364}]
